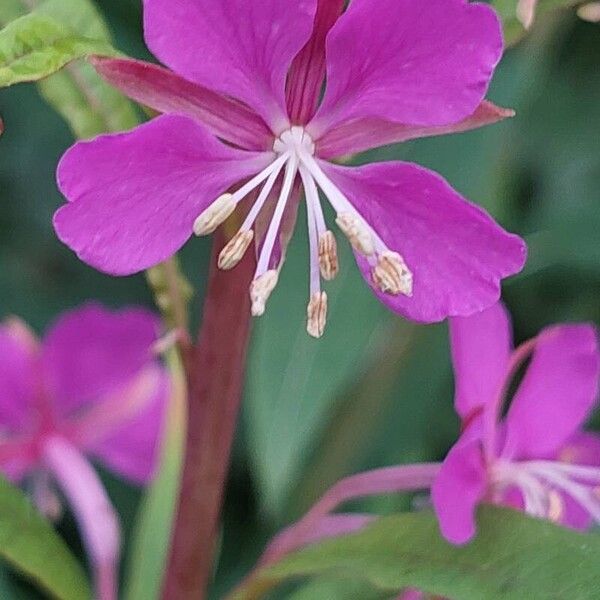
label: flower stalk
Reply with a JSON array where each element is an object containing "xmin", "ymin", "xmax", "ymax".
[{"xmin": 163, "ymin": 228, "xmax": 255, "ymax": 600}]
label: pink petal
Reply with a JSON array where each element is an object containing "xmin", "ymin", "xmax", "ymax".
[
  {"xmin": 449, "ymin": 303, "xmax": 513, "ymax": 421},
  {"xmin": 309, "ymin": 0, "xmax": 503, "ymax": 136},
  {"xmin": 432, "ymin": 436, "xmax": 487, "ymax": 545},
  {"xmin": 503, "ymin": 325, "xmax": 599, "ymax": 459},
  {"xmin": 317, "ymin": 101, "xmax": 515, "ymax": 160},
  {"xmin": 397, "ymin": 591, "xmax": 424, "ymax": 600},
  {"xmin": 89, "ymin": 56, "xmax": 273, "ymax": 151},
  {"xmin": 55, "ymin": 114, "xmax": 273, "ymax": 275},
  {"xmin": 143, "ymin": 0, "xmax": 317, "ymax": 132},
  {"xmin": 42, "ymin": 436, "xmax": 120, "ymax": 600},
  {"xmin": 554, "ymin": 432, "xmax": 600, "ymax": 530},
  {"xmin": 41, "ymin": 303, "xmax": 161, "ymax": 417},
  {"xmin": 286, "ymin": 0, "xmax": 344, "ymax": 124},
  {"xmin": 85, "ymin": 367, "xmax": 168, "ymax": 484},
  {"xmin": 558, "ymin": 432, "xmax": 600, "ymax": 467},
  {"xmin": 0, "ymin": 438, "xmax": 38, "ymax": 482},
  {"xmin": 0, "ymin": 320, "xmax": 39, "ymax": 431},
  {"xmin": 321, "ymin": 161, "xmax": 527, "ymax": 322}
]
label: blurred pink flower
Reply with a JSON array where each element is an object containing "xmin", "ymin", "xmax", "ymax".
[
  {"xmin": 54, "ymin": 0, "xmax": 526, "ymax": 334},
  {"xmin": 0, "ymin": 304, "xmax": 169, "ymax": 599},
  {"xmin": 433, "ymin": 303, "xmax": 600, "ymax": 544}
]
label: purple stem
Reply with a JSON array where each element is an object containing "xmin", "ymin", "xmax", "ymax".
[
  {"xmin": 259, "ymin": 463, "xmax": 440, "ymax": 569},
  {"xmin": 42, "ymin": 435, "xmax": 120, "ymax": 600},
  {"xmin": 162, "ymin": 230, "xmax": 255, "ymax": 600},
  {"xmin": 229, "ymin": 463, "xmax": 440, "ymax": 598}
]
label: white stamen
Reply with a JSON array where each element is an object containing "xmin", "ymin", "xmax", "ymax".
[
  {"xmin": 516, "ymin": 0, "xmax": 537, "ymax": 29},
  {"xmin": 547, "ymin": 490, "xmax": 564, "ymax": 523},
  {"xmin": 494, "ymin": 459, "xmax": 600, "ymax": 525},
  {"xmin": 205, "ymin": 126, "xmax": 415, "ymax": 328},
  {"xmin": 299, "ymin": 165, "xmax": 324, "ymax": 295},
  {"xmin": 578, "ymin": 2, "xmax": 600, "ymax": 22},
  {"xmin": 335, "ymin": 213, "xmax": 375, "ymax": 256},
  {"xmin": 255, "ymin": 155, "xmax": 299, "ymax": 278},
  {"xmin": 193, "ymin": 193, "xmax": 236, "ymax": 236},
  {"xmin": 250, "ymin": 270, "xmax": 279, "ymax": 316},
  {"xmin": 318, "ymin": 231, "xmax": 339, "ymax": 281},
  {"xmin": 307, "ymin": 291, "xmax": 328, "ymax": 338},
  {"xmin": 231, "ymin": 152, "xmax": 290, "ymax": 205},
  {"xmin": 238, "ymin": 154, "xmax": 289, "ymax": 235},
  {"xmin": 218, "ymin": 230, "xmax": 254, "ymax": 270},
  {"xmin": 372, "ymin": 251, "xmax": 413, "ymax": 296},
  {"xmin": 297, "ymin": 150, "xmax": 386, "ymax": 252}
]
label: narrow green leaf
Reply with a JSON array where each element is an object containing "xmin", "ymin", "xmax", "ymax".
[
  {"xmin": 232, "ymin": 508, "xmax": 600, "ymax": 600},
  {"xmin": 0, "ymin": 476, "xmax": 91, "ymax": 600},
  {"xmin": 123, "ymin": 349, "xmax": 187, "ymax": 600},
  {"xmin": 0, "ymin": 13, "xmax": 117, "ymax": 87},
  {"xmin": 289, "ymin": 324, "xmax": 455, "ymax": 520}
]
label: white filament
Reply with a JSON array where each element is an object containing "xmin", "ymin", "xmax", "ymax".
[
  {"xmin": 201, "ymin": 126, "xmax": 410, "ymax": 319},
  {"xmin": 493, "ymin": 458, "xmax": 600, "ymax": 524}
]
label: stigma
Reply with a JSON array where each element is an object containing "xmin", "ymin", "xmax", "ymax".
[{"xmin": 193, "ymin": 126, "xmax": 414, "ymax": 335}]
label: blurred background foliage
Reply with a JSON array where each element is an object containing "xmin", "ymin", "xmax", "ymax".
[{"xmin": 0, "ymin": 1, "xmax": 599, "ymax": 598}]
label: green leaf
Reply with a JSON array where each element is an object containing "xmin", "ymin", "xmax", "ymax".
[
  {"xmin": 282, "ymin": 576, "xmax": 390, "ymax": 600},
  {"xmin": 232, "ymin": 507, "xmax": 600, "ymax": 600},
  {"xmin": 245, "ymin": 209, "xmax": 391, "ymax": 518},
  {"xmin": 0, "ymin": 12, "xmax": 117, "ymax": 87},
  {"xmin": 0, "ymin": 0, "xmax": 138, "ymax": 138},
  {"xmin": 289, "ymin": 324, "xmax": 455, "ymax": 520},
  {"xmin": 123, "ymin": 349, "xmax": 187, "ymax": 600},
  {"xmin": 0, "ymin": 476, "xmax": 91, "ymax": 600}
]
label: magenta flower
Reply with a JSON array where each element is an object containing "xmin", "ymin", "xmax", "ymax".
[
  {"xmin": 432, "ymin": 302, "xmax": 600, "ymax": 544},
  {"xmin": 54, "ymin": 0, "xmax": 526, "ymax": 335},
  {"xmin": 0, "ymin": 304, "xmax": 168, "ymax": 599}
]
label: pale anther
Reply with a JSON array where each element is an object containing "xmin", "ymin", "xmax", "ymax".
[
  {"xmin": 336, "ymin": 213, "xmax": 375, "ymax": 256},
  {"xmin": 218, "ymin": 230, "xmax": 254, "ymax": 270},
  {"xmin": 318, "ymin": 231, "xmax": 339, "ymax": 281},
  {"xmin": 307, "ymin": 291, "xmax": 328, "ymax": 339},
  {"xmin": 547, "ymin": 490, "xmax": 564, "ymax": 522},
  {"xmin": 250, "ymin": 270, "xmax": 279, "ymax": 317},
  {"xmin": 372, "ymin": 251, "xmax": 413, "ymax": 296},
  {"xmin": 193, "ymin": 193, "xmax": 236, "ymax": 236}
]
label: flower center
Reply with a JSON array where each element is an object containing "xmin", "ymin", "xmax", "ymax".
[
  {"xmin": 273, "ymin": 125, "xmax": 316, "ymax": 157},
  {"xmin": 193, "ymin": 127, "xmax": 413, "ymax": 336},
  {"xmin": 492, "ymin": 458, "xmax": 600, "ymax": 524}
]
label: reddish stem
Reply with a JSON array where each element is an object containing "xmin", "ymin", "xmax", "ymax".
[{"xmin": 163, "ymin": 230, "xmax": 254, "ymax": 600}]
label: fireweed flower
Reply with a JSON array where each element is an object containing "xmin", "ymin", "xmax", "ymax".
[
  {"xmin": 0, "ymin": 304, "xmax": 168, "ymax": 599},
  {"xmin": 54, "ymin": 0, "xmax": 526, "ymax": 335},
  {"xmin": 433, "ymin": 302, "xmax": 600, "ymax": 544}
]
